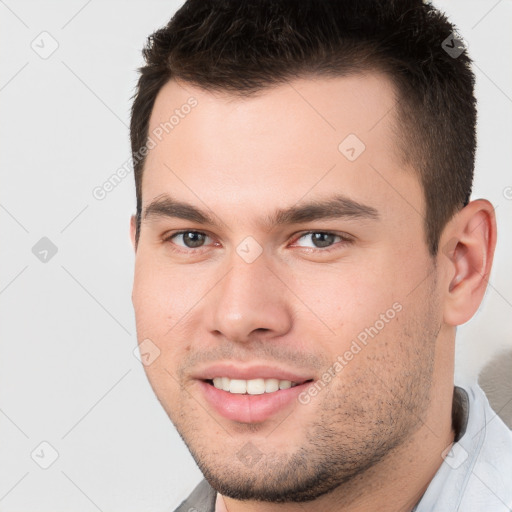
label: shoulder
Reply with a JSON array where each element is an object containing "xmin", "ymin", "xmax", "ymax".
[{"xmin": 172, "ymin": 479, "xmax": 217, "ymax": 512}]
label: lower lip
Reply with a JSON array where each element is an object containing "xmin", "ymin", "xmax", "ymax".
[{"xmin": 198, "ymin": 380, "xmax": 311, "ymax": 423}]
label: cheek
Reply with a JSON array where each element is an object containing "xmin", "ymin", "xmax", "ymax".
[
  {"xmin": 289, "ymin": 259, "xmax": 403, "ymax": 339},
  {"xmin": 132, "ymin": 255, "xmax": 215, "ymax": 393},
  {"xmin": 132, "ymin": 254, "xmax": 200, "ymax": 338},
  {"xmin": 132, "ymin": 259, "xmax": 189, "ymax": 408}
]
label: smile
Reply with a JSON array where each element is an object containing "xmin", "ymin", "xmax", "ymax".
[{"xmin": 210, "ymin": 377, "xmax": 305, "ymax": 395}]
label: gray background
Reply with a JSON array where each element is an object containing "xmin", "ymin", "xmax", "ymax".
[{"xmin": 0, "ymin": 1, "xmax": 511, "ymax": 510}]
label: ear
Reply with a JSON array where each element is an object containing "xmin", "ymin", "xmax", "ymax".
[
  {"xmin": 130, "ymin": 214, "xmax": 137, "ymax": 252},
  {"xmin": 440, "ymin": 199, "xmax": 497, "ymax": 326}
]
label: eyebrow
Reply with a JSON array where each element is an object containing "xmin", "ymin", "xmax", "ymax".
[{"xmin": 142, "ymin": 193, "xmax": 380, "ymax": 229}]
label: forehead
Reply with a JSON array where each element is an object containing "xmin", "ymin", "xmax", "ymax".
[
  {"xmin": 142, "ymin": 73, "xmax": 422, "ymax": 226},
  {"xmin": 147, "ymin": 72, "xmax": 400, "ymax": 151}
]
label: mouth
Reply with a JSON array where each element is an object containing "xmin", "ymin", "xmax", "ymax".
[
  {"xmin": 196, "ymin": 367, "xmax": 315, "ymax": 423},
  {"xmin": 193, "ymin": 363, "xmax": 317, "ymax": 423},
  {"xmin": 205, "ymin": 377, "xmax": 312, "ymax": 395}
]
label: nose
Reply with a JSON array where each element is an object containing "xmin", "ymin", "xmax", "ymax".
[{"xmin": 204, "ymin": 252, "xmax": 294, "ymax": 344}]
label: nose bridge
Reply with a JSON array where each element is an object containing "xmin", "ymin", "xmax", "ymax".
[{"xmin": 206, "ymin": 251, "xmax": 292, "ymax": 342}]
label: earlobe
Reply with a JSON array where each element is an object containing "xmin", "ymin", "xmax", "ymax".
[{"xmin": 442, "ymin": 200, "xmax": 496, "ymax": 326}]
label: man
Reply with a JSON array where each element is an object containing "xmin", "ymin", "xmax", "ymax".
[{"xmin": 129, "ymin": 0, "xmax": 512, "ymax": 510}]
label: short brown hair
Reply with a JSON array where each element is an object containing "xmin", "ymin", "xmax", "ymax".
[{"xmin": 130, "ymin": 0, "xmax": 476, "ymax": 254}]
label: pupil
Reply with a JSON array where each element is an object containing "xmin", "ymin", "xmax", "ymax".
[
  {"xmin": 312, "ymin": 233, "xmax": 334, "ymax": 248},
  {"xmin": 185, "ymin": 232, "xmax": 205, "ymax": 248}
]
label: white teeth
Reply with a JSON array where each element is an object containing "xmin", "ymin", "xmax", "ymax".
[
  {"xmin": 229, "ymin": 379, "xmax": 247, "ymax": 394},
  {"xmin": 246, "ymin": 378, "xmax": 265, "ymax": 395},
  {"xmin": 265, "ymin": 378, "xmax": 279, "ymax": 393},
  {"xmin": 211, "ymin": 377, "xmax": 298, "ymax": 394}
]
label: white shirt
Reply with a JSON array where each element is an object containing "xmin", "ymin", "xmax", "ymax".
[{"xmin": 412, "ymin": 384, "xmax": 512, "ymax": 511}]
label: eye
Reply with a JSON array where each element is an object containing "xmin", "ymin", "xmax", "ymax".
[
  {"xmin": 166, "ymin": 231, "xmax": 212, "ymax": 249},
  {"xmin": 293, "ymin": 231, "xmax": 351, "ymax": 250}
]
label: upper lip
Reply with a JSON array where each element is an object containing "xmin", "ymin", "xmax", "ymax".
[{"xmin": 193, "ymin": 363, "xmax": 314, "ymax": 383}]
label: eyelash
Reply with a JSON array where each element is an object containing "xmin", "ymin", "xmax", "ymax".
[{"xmin": 162, "ymin": 230, "xmax": 353, "ymax": 254}]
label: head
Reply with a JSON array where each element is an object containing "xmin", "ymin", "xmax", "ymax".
[{"xmin": 129, "ymin": 0, "xmax": 496, "ymax": 504}]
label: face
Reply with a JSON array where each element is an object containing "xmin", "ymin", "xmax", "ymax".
[{"xmin": 131, "ymin": 73, "xmax": 445, "ymax": 502}]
